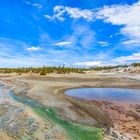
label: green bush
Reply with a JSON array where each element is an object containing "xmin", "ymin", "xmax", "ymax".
[{"xmin": 40, "ymin": 70, "xmax": 46, "ymax": 75}]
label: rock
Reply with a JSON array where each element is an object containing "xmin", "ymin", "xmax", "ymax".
[{"xmin": 109, "ymin": 127, "xmax": 132, "ymax": 140}]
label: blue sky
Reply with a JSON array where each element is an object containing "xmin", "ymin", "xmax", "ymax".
[{"xmin": 0, "ymin": 0, "xmax": 140, "ymax": 67}]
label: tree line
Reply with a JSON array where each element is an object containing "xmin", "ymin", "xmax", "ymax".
[
  {"xmin": 0, "ymin": 66, "xmax": 85, "ymax": 75},
  {"xmin": 0, "ymin": 63, "xmax": 139, "ymax": 75},
  {"xmin": 132, "ymin": 63, "xmax": 140, "ymax": 67}
]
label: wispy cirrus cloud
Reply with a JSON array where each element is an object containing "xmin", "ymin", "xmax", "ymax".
[
  {"xmin": 0, "ymin": 37, "xmax": 73, "ymax": 67},
  {"xmin": 113, "ymin": 52, "xmax": 140, "ymax": 64},
  {"xmin": 75, "ymin": 61, "xmax": 102, "ymax": 66},
  {"xmin": 26, "ymin": 46, "xmax": 41, "ymax": 51},
  {"xmin": 98, "ymin": 41, "xmax": 110, "ymax": 46},
  {"xmin": 24, "ymin": 1, "xmax": 43, "ymax": 9},
  {"xmin": 76, "ymin": 52, "xmax": 140, "ymax": 66},
  {"xmin": 68, "ymin": 24, "xmax": 96, "ymax": 49},
  {"xmin": 0, "ymin": 37, "xmax": 46, "ymax": 67},
  {"xmin": 122, "ymin": 39, "xmax": 140, "ymax": 46},
  {"xmin": 54, "ymin": 41, "xmax": 72, "ymax": 46}
]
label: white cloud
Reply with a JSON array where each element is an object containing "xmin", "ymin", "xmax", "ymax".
[
  {"xmin": 54, "ymin": 41, "xmax": 72, "ymax": 46},
  {"xmin": 26, "ymin": 47, "xmax": 41, "ymax": 51},
  {"xmin": 0, "ymin": 57, "xmax": 46, "ymax": 67},
  {"xmin": 96, "ymin": 1, "xmax": 140, "ymax": 45},
  {"xmin": 122, "ymin": 39, "xmax": 140, "ymax": 45},
  {"xmin": 113, "ymin": 52, "xmax": 140, "ymax": 64},
  {"xmin": 98, "ymin": 41, "xmax": 110, "ymax": 46},
  {"xmin": 0, "ymin": 37, "xmax": 47, "ymax": 67},
  {"xmin": 45, "ymin": 1, "xmax": 140, "ymax": 46},
  {"xmin": 32, "ymin": 3, "xmax": 43, "ymax": 9},
  {"xmin": 64, "ymin": 6, "xmax": 94, "ymax": 21},
  {"xmin": 76, "ymin": 61, "xmax": 102, "ymax": 66},
  {"xmin": 68, "ymin": 24, "xmax": 96, "ymax": 48},
  {"xmin": 24, "ymin": 1, "xmax": 43, "ymax": 8},
  {"xmin": 45, "ymin": 6, "xmax": 95, "ymax": 21}
]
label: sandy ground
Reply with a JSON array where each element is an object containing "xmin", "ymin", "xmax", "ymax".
[{"xmin": 0, "ymin": 73, "xmax": 140, "ymax": 140}]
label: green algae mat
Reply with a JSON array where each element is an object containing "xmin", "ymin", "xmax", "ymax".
[{"xmin": 9, "ymin": 91, "xmax": 103, "ymax": 140}]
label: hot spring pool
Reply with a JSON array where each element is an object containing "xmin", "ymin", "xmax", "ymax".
[{"xmin": 65, "ymin": 88, "xmax": 140, "ymax": 103}]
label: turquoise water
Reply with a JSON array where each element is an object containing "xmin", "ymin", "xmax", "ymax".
[{"xmin": 65, "ymin": 88, "xmax": 140, "ymax": 103}]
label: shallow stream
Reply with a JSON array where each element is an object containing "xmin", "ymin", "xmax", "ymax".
[{"xmin": 9, "ymin": 90, "xmax": 103, "ymax": 140}]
